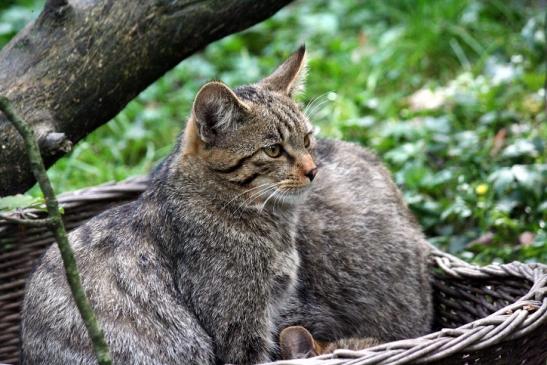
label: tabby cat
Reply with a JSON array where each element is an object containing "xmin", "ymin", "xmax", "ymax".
[
  {"xmin": 279, "ymin": 326, "xmax": 381, "ymax": 360},
  {"xmin": 22, "ymin": 47, "xmax": 432, "ymax": 365}
]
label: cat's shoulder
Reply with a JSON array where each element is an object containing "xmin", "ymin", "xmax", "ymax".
[{"xmin": 31, "ymin": 199, "xmax": 150, "ymax": 281}]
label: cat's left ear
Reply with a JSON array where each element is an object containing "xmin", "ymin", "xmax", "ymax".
[
  {"xmin": 184, "ymin": 81, "xmax": 250, "ymax": 155},
  {"xmin": 190, "ymin": 81, "xmax": 250, "ymax": 142},
  {"xmin": 259, "ymin": 45, "xmax": 307, "ymax": 97},
  {"xmin": 279, "ymin": 326, "xmax": 318, "ymax": 359}
]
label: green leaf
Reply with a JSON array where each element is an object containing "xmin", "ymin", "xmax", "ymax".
[
  {"xmin": 495, "ymin": 198, "xmax": 519, "ymax": 213},
  {"xmin": 511, "ymin": 164, "xmax": 543, "ymax": 195},
  {"xmin": 488, "ymin": 168, "xmax": 515, "ymax": 192},
  {"xmin": 502, "ymin": 140, "xmax": 538, "ymax": 159},
  {"xmin": 385, "ymin": 142, "xmax": 422, "ymax": 164},
  {"xmin": 441, "ymin": 196, "xmax": 472, "ymax": 220}
]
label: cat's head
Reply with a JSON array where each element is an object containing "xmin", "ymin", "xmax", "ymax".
[
  {"xmin": 183, "ymin": 46, "xmax": 317, "ymax": 207},
  {"xmin": 279, "ymin": 326, "xmax": 381, "ymax": 359}
]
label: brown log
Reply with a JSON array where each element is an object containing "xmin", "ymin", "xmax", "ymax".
[{"xmin": 0, "ymin": 0, "xmax": 292, "ymax": 196}]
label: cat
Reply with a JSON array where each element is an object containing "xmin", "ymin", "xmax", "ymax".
[
  {"xmin": 273, "ymin": 134, "xmax": 433, "ymax": 354},
  {"xmin": 22, "ymin": 46, "xmax": 432, "ymax": 365},
  {"xmin": 279, "ymin": 326, "xmax": 381, "ymax": 359}
]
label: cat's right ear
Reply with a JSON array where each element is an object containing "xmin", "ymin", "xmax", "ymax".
[
  {"xmin": 184, "ymin": 81, "xmax": 250, "ymax": 153},
  {"xmin": 279, "ymin": 326, "xmax": 318, "ymax": 360},
  {"xmin": 259, "ymin": 45, "xmax": 307, "ymax": 97}
]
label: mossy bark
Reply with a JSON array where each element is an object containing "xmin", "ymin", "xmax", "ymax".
[{"xmin": 0, "ymin": 0, "xmax": 292, "ymax": 196}]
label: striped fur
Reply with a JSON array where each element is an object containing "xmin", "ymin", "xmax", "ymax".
[{"xmin": 22, "ymin": 47, "xmax": 431, "ymax": 365}]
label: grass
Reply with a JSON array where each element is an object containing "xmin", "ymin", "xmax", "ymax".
[{"xmin": 1, "ymin": 0, "xmax": 546, "ymax": 264}]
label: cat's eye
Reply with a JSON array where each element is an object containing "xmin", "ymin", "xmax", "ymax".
[
  {"xmin": 304, "ymin": 134, "xmax": 311, "ymax": 148},
  {"xmin": 264, "ymin": 144, "xmax": 283, "ymax": 158}
]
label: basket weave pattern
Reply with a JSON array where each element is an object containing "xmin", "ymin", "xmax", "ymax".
[
  {"xmin": 267, "ymin": 252, "xmax": 546, "ymax": 365},
  {"xmin": 1, "ymin": 177, "xmax": 546, "ymax": 365}
]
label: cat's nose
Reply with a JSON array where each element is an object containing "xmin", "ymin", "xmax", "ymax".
[{"xmin": 305, "ymin": 167, "xmax": 318, "ymax": 181}]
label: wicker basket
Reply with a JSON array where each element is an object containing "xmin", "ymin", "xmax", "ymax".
[{"xmin": 1, "ymin": 178, "xmax": 546, "ymax": 365}]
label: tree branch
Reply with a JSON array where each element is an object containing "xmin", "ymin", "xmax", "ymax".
[
  {"xmin": 0, "ymin": 97, "xmax": 112, "ymax": 365},
  {"xmin": 0, "ymin": 0, "xmax": 293, "ymax": 196}
]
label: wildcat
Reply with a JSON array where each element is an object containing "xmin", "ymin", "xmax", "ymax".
[
  {"xmin": 279, "ymin": 326, "xmax": 381, "ymax": 360},
  {"xmin": 273, "ymin": 134, "xmax": 433, "ymax": 353},
  {"xmin": 22, "ymin": 47, "xmax": 432, "ymax": 365}
]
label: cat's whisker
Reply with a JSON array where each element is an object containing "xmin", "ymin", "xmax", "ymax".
[
  {"xmin": 232, "ymin": 184, "xmax": 276, "ymax": 215},
  {"xmin": 306, "ymin": 98, "xmax": 331, "ymax": 119},
  {"xmin": 233, "ymin": 182, "xmax": 284, "ymax": 215},
  {"xmin": 259, "ymin": 188, "xmax": 279, "ymax": 213},
  {"xmin": 306, "ymin": 94, "xmax": 328, "ymax": 113},
  {"xmin": 275, "ymin": 189, "xmax": 288, "ymax": 209},
  {"xmin": 248, "ymin": 182, "xmax": 284, "ymax": 202},
  {"xmin": 303, "ymin": 92, "xmax": 330, "ymax": 116},
  {"xmin": 302, "ymin": 96, "xmax": 319, "ymax": 114},
  {"xmin": 303, "ymin": 94, "xmax": 322, "ymax": 114},
  {"xmin": 248, "ymin": 180, "xmax": 288, "ymax": 214},
  {"xmin": 304, "ymin": 95, "xmax": 332, "ymax": 120},
  {"xmin": 220, "ymin": 183, "xmax": 272, "ymax": 212}
]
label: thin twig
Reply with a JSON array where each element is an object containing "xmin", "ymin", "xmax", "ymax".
[{"xmin": 0, "ymin": 97, "xmax": 112, "ymax": 365}]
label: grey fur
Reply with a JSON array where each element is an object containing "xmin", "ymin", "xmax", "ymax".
[
  {"xmin": 22, "ymin": 146, "xmax": 300, "ymax": 365},
  {"xmin": 275, "ymin": 140, "xmax": 432, "ymax": 349},
  {"xmin": 21, "ymin": 48, "xmax": 431, "ymax": 365}
]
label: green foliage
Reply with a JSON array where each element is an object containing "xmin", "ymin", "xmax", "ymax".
[
  {"xmin": 0, "ymin": 0, "xmax": 41, "ymax": 47},
  {"xmin": 0, "ymin": 194, "xmax": 43, "ymax": 211},
  {"xmin": 2, "ymin": 0, "xmax": 545, "ymax": 264}
]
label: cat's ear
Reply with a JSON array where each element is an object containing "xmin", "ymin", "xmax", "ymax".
[
  {"xmin": 260, "ymin": 45, "xmax": 307, "ymax": 97},
  {"xmin": 279, "ymin": 326, "xmax": 318, "ymax": 360},
  {"xmin": 189, "ymin": 81, "xmax": 250, "ymax": 144}
]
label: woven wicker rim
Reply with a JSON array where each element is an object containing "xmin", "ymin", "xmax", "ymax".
[
  {"xmin": 1, "ymin": 177, "xmax": 545, "ymax": 365},
  {"xmin": 265, "ymin": 250, "xmax": 547, "ymax": 365}
]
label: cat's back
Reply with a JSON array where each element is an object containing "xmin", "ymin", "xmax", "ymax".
[
  {"xmin": 285, "ymin": 139, "xmax": 432, "ymax": 342},
  {"xmin": 307, "ymin": 138, "xmax": 421, "ymax": 235},
  {"xmin": 22, "ymin": 199, "xmax": 213, "ymax": 364}
]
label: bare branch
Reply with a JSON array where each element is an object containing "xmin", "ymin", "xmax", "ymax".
[
  {"xmin": 0, "ymin": 0, "xmax": 293, "ymax": 196},
  {"xmin": 0, "ymin": 96, "xmax": 112, "ymax": 365}
]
